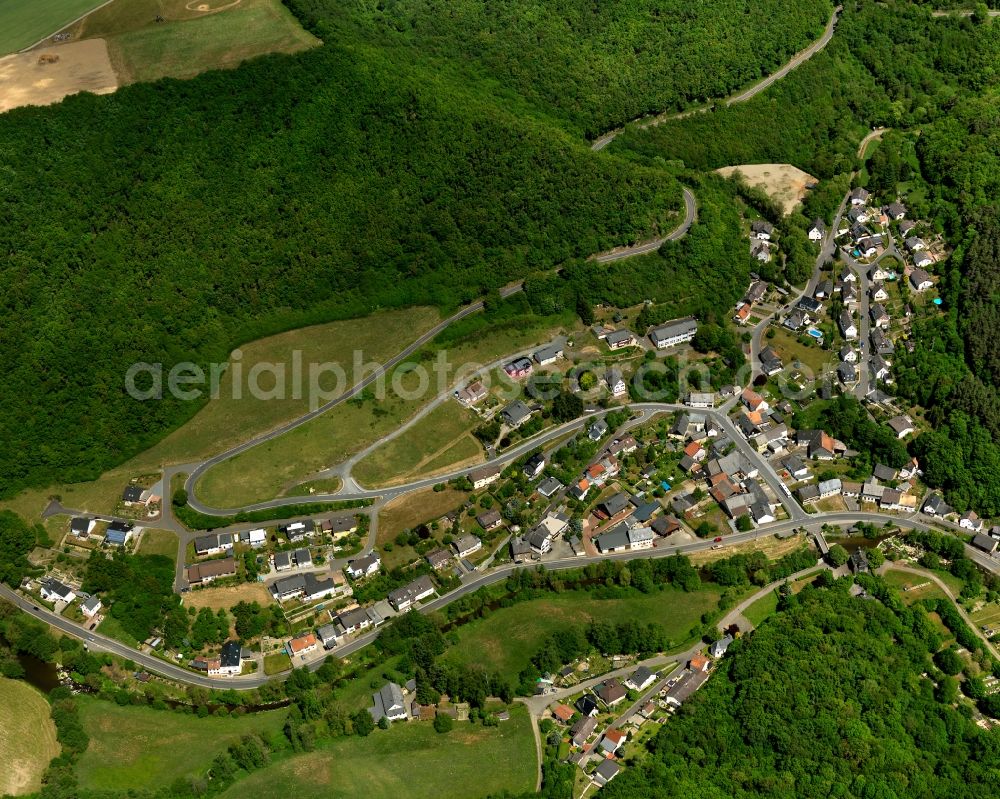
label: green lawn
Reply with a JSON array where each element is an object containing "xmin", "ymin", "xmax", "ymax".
[
  {"xmin": 743, "ymin": 591, "xmax": 779, "ymax": 628},
  {"xmin": 75, "ymin": 699, "xmax": 287, "ymax": 792},
  {"xmin": 353, "ymin": 403, "xmax": 482, "ymax": 487},
  {"xmin": 197, "ymin": 315, "xmax": 571, "ymax": 508},
  {"xmin": 96, "ymin": 614, "xmax": 141, "ymax": 649},
  {"xmin": 216, "ymin": 706, "xmax": 536, "ymax": 799},
  {"xmin": 882, "ymin": 569, "xmax": 950, "ymax": 604},
  {"xmin": 263, "ymin": 652, "xmax": 291, "ymax": 675},
  {"xmin": 0, "ymin": 0, "xmax": 106, "ymax": 54},
  {"xmin": 103, "ymin": 0, "xmax": 320, "ymax": 85},
  {"xmin": 136, "ymin": 528, "xmax": 179, "ymax": 562},
  {"xmin": 0, "ymin": 678, "xmax": 59, "ymax": 797},
  {"xmin": 766, "ymin": 327, "xmax": 836, "ymax": 376},
  {"xmin": 445, "ymin": 586, "xmax": 724, "ymax": 678}
]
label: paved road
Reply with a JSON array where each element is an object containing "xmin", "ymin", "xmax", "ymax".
[
  {"xmin": 183, "ymin": 283, "xmax": 525, "ymax": 513},
  {"xmin": 589, "ymin": 188, "xmax": 697, "ymax": 263},
  {"xmin": 592, "ymin": 6, "xmax": 841, "ymax": 150},
  {"xmin": 7, "ymin": 508, "xmax": 996, "ymax": 689}
]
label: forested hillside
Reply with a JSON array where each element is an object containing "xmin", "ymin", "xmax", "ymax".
[
  {"xmin": 601, "ymin": 583, "xmax": 1000, "ymax": 798},
  {"xmin": 0, "ymin": 40, "xmax": 682, "ymax": 498},
  {"xmin": 287, "ymin": 0, "xmax": 833, "ymax": 136}
]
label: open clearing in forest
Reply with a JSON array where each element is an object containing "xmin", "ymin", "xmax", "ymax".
[
  {"xmin": 716, "ymin": 163, "xmax": 817, "ymax": 215},
  {"xmin": 0, "ymin": 39, "xmax": 116, "ymax": 114}
]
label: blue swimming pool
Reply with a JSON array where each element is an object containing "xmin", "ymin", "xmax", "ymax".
[{"xmin": 807, "ymin": 328, "xmax": 823, "ymax": 339}]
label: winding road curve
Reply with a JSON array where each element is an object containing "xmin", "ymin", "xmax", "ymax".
[
  {"xmin": 589, "ymin": 187, "xmax": 697, "ymax": 262},
  {"xmin": 591, "ymin": 6, "xmax": 842, "ymax": 151}
]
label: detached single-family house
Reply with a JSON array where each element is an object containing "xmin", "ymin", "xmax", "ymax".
[
  {"xmin": 588, "ymin": 419, "xmax": 609, "ymax": 441},
  {"xmin": 850, "ymin": 187, "xmax": 870, "ymax": 206},
  {"xmin": 734, "ymin": 303, "xmax": 752, "ymax": 325},
  {"xmin": 426, "ymin": 548, "xmax": 452, "ymax": 570},
  {"xmin": 80, "ymin": 595, "xmax": 102, "ymax": 617},
  {"xmin": 870, "ymin": 304, "xmax": 890, "ymax": 329},
  {"xmin": 477, "ymin": 509, "xmax": 503, "ymax": 531},
  {"xmin": 606, "ymin": 369, "xmax": 627, "ymax": 398},
  {"xmin": 593, "ymin": 760, "xmax": 621, "ymax": 787},
  {"xmin": 503, "ymin": 357, "xmax": 533, "ymax": 379},
  {"xmin": 687, "ymin": 392, "xmax": 716, "ymax": 408},
  {"xmin": 346, "ymin": 553, "xmax": 381, "ymax": 579},
  {"xmin": 457, "ymin": 380, "xmax": 488, "ymax": 406},
  {"xmin": 388, "ymin": 575, "xmax": 436, "ymax": 612},
  {"xmin": 533, "ymin": 344, "xmax": 564, "ymax": 366},
  {"xmin": 887, "ymin": 415, "xmax": 914, "ymax": 439},
  {"xmin": 600, "ymin": 727, "xmax": 627, "ymax": 755},
  {"xmin": 839, "ymin": 309, "xmax": 858, "ymax": 340},
  {"xmin": 960, "ymin": 511, "xmax": 984, "ymax": 533},
  {"xmin": 122, "ymin": 485, "xmax": 143, "ymax": 504},
  {"xmin": 469, "ymin": 464, "xmax": 502, "ymax": 490},
  {"xmin": 751, "ymin": 240, "xmax": 772, "ymax": 262},
  {"xmin": 807, "ymin": 219, "xmax": 825, "ymax": 241},
  {"xmin": 370, "ymin": 682, "xmax": 408, "ymax": 723},
  {"xmin": 625, "ymin": 666, "xmax": 657, "ymax": 692},
  {"xmin": 501, "ymin": 401, "xmax": 533, "ymax": 428},
  {"xmin": 273, "ymin": 551, "xmax": 293, "ymax": 571},
  {"xmin": 605, "ymin": 329, "xmax": 636, "ymax": 350},
  {"xmin": 905, "ymin": 237, "xmax": 926, "ymax": 253},
  {"xmin": 913, "ymin": 251, "xmax": 934, "ymax": 269},
  {"xmin": 596, "ymin": 679, "xmax": 627, "ymax": 708},
  {"xmin": 39, "ymin": 578, "xmax": 75, "ymax": 604},
  {"xmin": 194, "ymin": 532, "xmax": 234, "ymax": 557},
  {"xmin": 286, "ymin": 633, "xmax": 318, "ymax": 658},
  {"xmin": 240, "ymin": 528, "xmax": 267, "ymax": 548},
  {"xmin": 751, "ymin": 220, "xmax": 774, "ymax": 240},
  {"xmin": 910, "ymin": 267, "xmax": 933, "ymax": 291},
  {"xmin": 214, "ymin": 641, "xmax": 245, "ymax": 677},
  {"xmin": 781, "ymin": 454, "xmax": 809, "ymax": 480},
  {"xmin": 523, "ymin": 453, "xmax": 546, "ymax": 479},
  {"xmin": 186, "ymin": 557, "xmax": 236, "ymax": 585},
  {"xmin": 840, "ymin": 345, "xmax": 857, "ymax": 364},
  {"xmin": 709, "ymin": 634, "xmax": 734, "ymax": 659},
  {"xmin": 570, "ymin": 715, "xmax": 597, "ymax": 746},
  {"xmin": 537, "ymin": 476, "xmax": 563, "ymax": 498},
  {"xmin": 70, "ymin": 517, "xmax": 95, "ymax": 538},
  {"xmin": 972, "ymin": 533, "xmax": 998, "ymax": 554},
  {"xmin": 105, "ymin": 522, "xmax": 134, "ymax": 547},
  {"xmin": 886, "ymin": 202, "xmax": 906, "ymax": 221},
  {"xmin": 453, "ymin": 535, "xmax": 482, "ymax": 559}
]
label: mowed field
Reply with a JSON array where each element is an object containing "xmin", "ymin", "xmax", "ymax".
[
  {"xmin": 0, "ymin": 0, "xmax": 106, "ymax": 55},
  {"xmin": 353, "ymin": 403, "xmax": 483, "ymax": 488},
  {"xmin": 75, "ymin": 698, "xmax": 287, "ymax": 792},
  {"xmin": 196, "ymin": 314, "xmax": 571, "ymax": 508},
  {"xmin": 136, "ymin": 528, "xmax": 179, "ymax": 561},
  {"xmin": 0, "ymin": 679, "xmax": 59, "ymax": 796},
  {"xmin": 445, "ymin": 586, "xmax": 727, "ymax": 678},
  {"xmin": 216, "ymin": 705, "xmax": 537, "ymax": 799},
  {"xmin": 716, "ymin": 163, "xmax": 817, "ymax": 215},
  {"xmin": 63, "ymin": 0, "xmax": 320, "ymax": 84},
  {"xmin": 0, "ymin": 307, "xmax": 439, "ymax": 521}
]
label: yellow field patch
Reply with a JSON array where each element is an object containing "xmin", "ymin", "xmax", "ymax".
[
  {"xmin": 183, "ymin": 581, "xmax": 273, "ymax": 611},
  {"xmin": 0, "ymin": 39, "xmax": 116, "ymax": 114},
  {"xmin": 0, "ymin": 678, "xmax": 59, "ymax": 796},
  {"xmin": 717, "ymin": 163, "xmax": 817, "ymax": 216}
]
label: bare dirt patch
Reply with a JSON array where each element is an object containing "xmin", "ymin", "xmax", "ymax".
[
  {"xmin": 0, "ymin": 38, "xmax": 116, "ymax": 113},
  {"xmin": 716, "ymin": 163, "xmax": 817, "ymax": 216},
  {"xmin": 183, "ymin": 581, "xmax": 273, "ymax": 610}
]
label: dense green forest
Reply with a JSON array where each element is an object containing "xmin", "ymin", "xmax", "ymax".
[
  {"xmin": 599, "ymin": 580, "xmax": 1000, "ymax": 798},
  {"xmin": 0, "ymin": 38, "xmax": 683, "ymax": 498},
  {"xmin": 285, "ymin": 0, "xmax": 833, "ymax": 136}
]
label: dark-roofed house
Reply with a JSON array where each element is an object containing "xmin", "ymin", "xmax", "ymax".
[
  {"xmin": 570, "ymin": 715, "xmax": 597, "ymax": 747},
  {"xmin": 477, "ymin": 509, "xmax": 503, "ymax": 531},
  {"xmin": 537, "ymin": 476, "xmax": 563, "ymax": 498},
  {"xmin": 849, "ymin": 549, "xmax": 870, "ymax": 574},
  {"xmin": 593, "ymin": 760, "xmax": 620, "ymax": 787},
  {"xmin": 70, "ymin": 517, "xmax": 95, "ymax": 538},
  {"xmin": 469, "ymin": 464, "xmax": 502, "ymax": 489},
  {"xmin": 39, "ymin": 577, "xmax": 75, "ymax": 603},
  {"xmin": 886, "ymin": 202, "xmax": 906, "ymax": 221},
  {"xmin": 850, "ymin": 186, "xmax": 870, "ymax": 206},
  {"xmin": 346, "ymin": 553, "xmax": 381, "ymax": 579},
  {"xmin": 751, "ymin": 220, "xmax": 774, "ymax": 240},
  {"xmin": 625, "ymin": 666, "xmax": 656, "ymax": 692},
  {"xmin": 370, "ymin": 682, "xmax": 407, "ymax": 723},
  {"xmin": 807, "ymin": 219, "xmax": 825, "ymax": 240},
  {"xmin": 709, "ymin": 634, "xmax": 734, "ymax": 658},
  {"xmin": 501, "ymin": 401, "xmax": 533, "ymax": 428},
  {"xmin": 873, "ymin": 464, "xmax": 897, "ymax": 482},
  {"xmin": 187, "ymin": 557, "xmax": 236, "ymax": 585},
  {"xmin": 596, "ymin": 493, "xmax": 631, "ymax": 520},
  {"xmin": 605, "ymin": 329, "xmax": 636, "ymax": 350},
  {"xmin": 651, "ymin": 515, "xmax": 681, "ymax": 537},
  {"xmin": 426, "ymin": 548, "xmax": 452, "ymax": 570},
  {"xmin": 388, "ymin": 575, "xmax": 436, "ymax": 611},
  {"xmin": 972, "ymin": 533, "xmax": 998, "ymax": 554},
  {"xmin": 533, "ymin": 344, "xmax": 564, "ymax": 366},
  {"xmin": 576, "ymin": 694, "xmax": 599, "ymax": 717},
  {"xmin": 122, "ymin": 485, "xmax": 143, "ymax": 504},
  {"xmin": 910, "ymin": 268, "xmax": 933, "ymax": 291},
  {"xmin": 649, "ymin": 317, "xmax": 698, "ymax": 349},
  {"xmin": 596, "ymin": 678, "xmax": 627, "ymax": 708},
  {"xmin": 453, "ymin": 535, "xmax": 482, "ymax": 559}
]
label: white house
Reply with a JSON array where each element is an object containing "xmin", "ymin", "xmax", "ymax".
[
  {"xmin": 453, "ymin": 535, "xmax": 483, "ymax": 559},
  {"xmin": 606, "ymin": 369, "xmax": 627, "ymax": 398},
  {"xmin": 910, "ymin": 267, "xmax": 933, "ymax": 290},
  {"xmin": 80, "ymin": 595, "xmax": 102, "ymax": 617},
  {"xmin": 346, "ymin": 553, "xmax": 381, "ymax": 579},
  {"xmin": 39, "ymin": 578, "xmax": 75, "ymax": 604},
  {"xmin": 469, "ymin": 465, "xmax": 501, "ymax": 490},
  {"xmin": 807, "ymin": 219, "xmax": 825, "ymax": 241}
]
